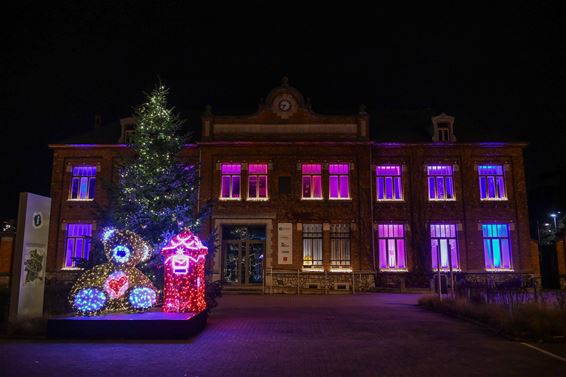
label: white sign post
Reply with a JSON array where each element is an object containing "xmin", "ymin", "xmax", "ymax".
[
  {"xmin": 9, "ymin": 192, "xmax": 51, "ymax": 322},
  {"xmin": 277, "ymin": 223, "xmax": 293, "ymax": 265}
]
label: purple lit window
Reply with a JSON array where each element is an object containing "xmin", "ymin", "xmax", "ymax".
[
  {"xmin": 331, "ymin": 224, "xmax": 351, "ymax": 266},
  {"xmin": 69, "ymin": 166, "xmax": 96, "ymax": 200},
  {"xmin": 376, "ymin": 165, "xmax": 402, "ymax": 201},
  {"xmin": 64, "ymin": 223, "xmax": 93, "ymax": 268},
  {"xmin": 478, "ymin": 165, "xmax": 506, "ymax": 200},
  {"xmin": 377, "ymin": 224, "xmax": 406, "ymax": 270},
  {"xmin": 302, "ymin": 164, "xmax": 322, "ymax": 199},
  {"xmin": 303, "ymin": 224, "xmax": 323, "ymax": 267},
  {"xmin": 329, "ymin": 163, "xmax": 349, "ymax": 199},
  {"xmin": 220, "ymin": 163, "xmax": 241, "ymax": 199},
  {"xmin": 430, "ymin": 224, "xmax": 459, "ymax": 270},
  {"xmin": 248, "ymin": 164, "xmax": 268, "ymax": 200},
  {"xmin": 427, "ymin": 165, "xmax": 455, "ymax": 200},
  {"xmin": 482, "ymin": 224, "xmax": 512, "ymax": 270}
]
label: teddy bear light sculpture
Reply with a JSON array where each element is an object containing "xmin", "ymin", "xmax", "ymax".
[{"xmin": 69, "ymin": 228, "xmax": 157, "ymax": 315}]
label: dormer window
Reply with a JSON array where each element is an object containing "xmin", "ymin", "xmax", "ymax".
[
  {"xmin": 119, "ymin": 117, "xmax": 136, "ymax": 144},
  {"xmin": 432, "ymin": 113, "xmax": 456, "ymax": 142}
]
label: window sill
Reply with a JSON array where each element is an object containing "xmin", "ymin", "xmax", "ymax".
[
  {"xmin": 61, "ymin": 267, "xmax": 83, "ymax": 271},
  {"xmin": 376, "ymin": 199, "xmax": 405, "ymax": 203},
  {"xmin": 480, "ymin": 198, "xmax": 508, "ymax": 202},
  {"xmin": 428, "ymin": 199, "xmax": 457, "ymax": 202},
  {"xmin": 67, "ymin": 199, "xmax": 94, "ymax": 202},
  {"xmin": 301, "ymin": 198, "xmax": 324, "ymax": 201},
  {"xmin": 302, "ymin": 267, "xmax": 324, "ymax": 272},
  {"xmin": 379, "ymin": 268, "xmax": 408, "ymax": 273},
  {"xmin": 432, "ymin": 268, "xmax": 462, "ymax": 272},
  {"xmin": 246, "ymin": 198, "xmax": 269, "ymax": 202},
  {"xmin": 328, "ymin": 198, "xmax": 352, "ymax": 201},
  {"xmin": 330, "ymin": 268, "xmax": 352, "ymax": 273},
  {"xmin": 485, "ymin": 268, "xmax": 514, "ymax": 272},
  {"xmin": 219, "ymin": 197, "xmax": 242, "ymax": 201}
]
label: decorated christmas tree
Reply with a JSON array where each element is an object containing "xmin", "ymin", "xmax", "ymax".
[{"xmin": 110, "ymin": 83, "xmax": 208, "ymax": 287}]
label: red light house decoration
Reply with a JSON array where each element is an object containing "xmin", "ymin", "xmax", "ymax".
[{"xmin": 162, "ymin": 231, "xmax": 208, "ymax": 313}]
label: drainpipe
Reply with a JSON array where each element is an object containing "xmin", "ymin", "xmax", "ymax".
[{"xmin": 369, "ymin": 145, "xmax": 377, "ymax": 278}]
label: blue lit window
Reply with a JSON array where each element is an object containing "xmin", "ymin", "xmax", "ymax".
[
  {"xmin": 478, "ymin": 165, "xmax": 506, "ymax": 200},
  {"xmin": 482, "ymin": 224, "xmax": 512, "ymax": 271},
  {"xmin": 69, "ymin": 166, "xmax": 96, "ymax": 200},
  {"xmin": 64, "ymin": 223, "xmax": 92, "ymax": 268}
]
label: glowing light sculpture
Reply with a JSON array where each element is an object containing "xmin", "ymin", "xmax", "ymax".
[
  {"xmin": 162, "ymin": 231, "xmax": 208, "ymax": 313},
  {"xmin": 69, "ymin": 228, "xmax": 158, "ymax": 315}
]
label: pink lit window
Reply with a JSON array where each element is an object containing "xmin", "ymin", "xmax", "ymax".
[
  {"xmin": 482, "ymin": 224, "xmax": 512, "ymax": 270},
  {"xmin": 377, "ymin": 224, "xmax": 406, "ymax": 270},
  {"xmin": 248, "ymin": 164, "xmax": 268, "ymax": 200},
  {"xmin": 427, "ymin": 165, "xmax": 455, "ymax": 201},
  {"xmin": 220, "ymin": 163, "xmax": 241, "ymax": 199},
  {"xmin": 69, "ymin": 166, "xmax": 96, "ymax": 200},
  {"xmin": 329, "ymin": 163, "xmax": 349, "ymax": 199},
  {"xmin": 478, "ymin": 165, "xmax": 506, "ymax": 200},
  {"xmin": 430, "ymin": 224, "xmax": 459, "ymax": 270},
  {"xmin": 302, "ymin": 164, "xmax": 322, "ymax": 199},
  {"xmin": 64, "ymin": 223, "xmax": 92, "ymax": 268},
  {"xmin": 376, "ymin": 165, "xmax": 402, "ymax": 201}
]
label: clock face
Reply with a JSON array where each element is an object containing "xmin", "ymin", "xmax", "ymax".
[{"xmin": 278, "ymin": 99, "xmax": 292, "ymax": 112}]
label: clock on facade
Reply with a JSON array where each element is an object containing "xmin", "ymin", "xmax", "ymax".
[{"xmin": 273, "ymin": 94, "xmax": 297, "ymax": 119}]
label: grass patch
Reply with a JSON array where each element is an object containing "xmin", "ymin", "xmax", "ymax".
[{"xmin": 419, "ymin": 295, "xmax": 566, "ymax": 343}]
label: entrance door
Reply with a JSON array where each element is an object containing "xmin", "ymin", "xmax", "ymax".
[{"xmin": 223, "ymin": 240, "xmax": 264, "ymax": 284}]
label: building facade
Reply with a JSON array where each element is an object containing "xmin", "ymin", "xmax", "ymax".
[{"xmin": 46, "ymin": 80, "xmax": 537, "ymax": 295}]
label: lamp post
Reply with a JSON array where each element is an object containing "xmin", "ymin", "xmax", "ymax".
[{"xmin": 550, "ymin": 213, "xmax": 558, "ymax": 231}]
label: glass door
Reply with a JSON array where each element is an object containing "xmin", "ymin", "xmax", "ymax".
[{"xmin": 223, "ymin": 240, "xmax": 264, "ymax": 284}]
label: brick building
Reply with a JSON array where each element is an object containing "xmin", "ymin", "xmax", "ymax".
[{"xmin": 46, "ymin": 79, "xmax": 537, "ymax": 295}]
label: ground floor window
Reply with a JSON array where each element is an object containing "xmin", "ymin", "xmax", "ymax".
[
  {"xmin": 482, "ymin": 223, "xmax": 512, "ymax": 270},
  {"xmin": 303, "ymin": 224, "xmax": 323, "ymax": 267},
  {"xmin": 331, "ymin": 224, "xmax": 351, "ymax": 267},
  {"xmin": 430, "ymin": 224, "xmax": 459, "ymax": 270},
  {"xmin": 377, "ymin": 224, "xmax": 406, "ymax": 271},
  {"xmin": 64, "ymin": 223, "xmax": 92, "ymax": 268}
]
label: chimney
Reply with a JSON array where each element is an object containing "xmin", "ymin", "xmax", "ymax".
[{"xmin": 94, "ymin": 114, "xmax": 102, "ymax": 129}]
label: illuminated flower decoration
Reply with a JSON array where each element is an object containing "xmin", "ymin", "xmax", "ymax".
[
  {"xmin": 162, "ymin": 231, "xmax": 208, "ymax": 313},
  {"xmin": 68, "ymin": 228, "xmax": 157, "ymax": 316}
]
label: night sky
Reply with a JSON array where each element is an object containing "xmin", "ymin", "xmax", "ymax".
[{"xmin": 2, "ymin": 2, "xmax": 565, "ymax": 227}]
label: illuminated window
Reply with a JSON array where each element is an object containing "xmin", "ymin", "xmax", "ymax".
[
  {"xmin": 331, "ymin": 224, "xmax": 350, "ymax": 267},
  {"xmin": 220, "ymin": 163, "xmax": 241, "ymax": 199},
  {"xmin": 376, "ymin": 165, "xmax": 402, "ymax": 201},
  {"xmin": 248, "ymin": 164, "xmax": 268, "ymax": 200},
  {"xmin": 302, "ymin": 164, "xmax": 322, "ymax": 199},
  {"xmin": 64, "ymin": 223, "xmax": 92, "ymax": 268},
  {"xmin": 329, "ymin": 164, "xmax": 349, "ymax": 199},
  {"xmin": 303, "ymin": 224, "xmax": 323, "ymax": 268},
  {"xmin": 377, "ymin": 224, "xmax": 406, "ymax": 271},
  {"xmin": 69, "ymin": 166, "xmax": 96, "ymax": 200},
  {"xmin": 430, "ymin": 224, "xmax": 459, "ymax": 270},
  {"xmin": 482, "ymin": 224, "xmax": 512, "ymax": 271},
  {"xmin": 427, "ymin": 165, "xmax": 455, "ymax": 201},
  {"xmin": 478, "ymin": 165, "xmax": 506, "ymax": 200}
]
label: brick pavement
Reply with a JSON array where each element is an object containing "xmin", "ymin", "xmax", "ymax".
[{"xmin": 0, "ymin": 293, "xmax": 565, "ymax": 377}]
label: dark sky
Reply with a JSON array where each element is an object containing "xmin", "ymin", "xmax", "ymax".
[{"xmin": 2, "ymin": 2, "xmax": 565, "ymax": 222}]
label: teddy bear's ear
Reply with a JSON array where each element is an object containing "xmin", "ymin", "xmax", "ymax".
[{"xmin": 101, "ymin": 228, "xmax": 117, "ymax": 245}]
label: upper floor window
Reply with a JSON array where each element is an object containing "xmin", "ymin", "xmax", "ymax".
[
  {"xmin": 329, "ymin": 163, "xmax": 350, "ymax": 199},
  {"xmin": 302, "ymin": 164, "xmax": 322, "ymax": 199},
  {"xmin": 331, "ymin": 224, "xmax": 351, "ymax": 267},
  {"xmin": 64, "ymin": 223, "xmax": 92, "ymax": 268},
  {"xmin": 376, "ymin": 165, "xmax": 403, "ymax": 201},
  {"xmin": 220, "ymin": 163, "xmax": 241, "ymax": 200},
  {"xmin": 430, "ymin": 224, "xmax": 459, "ymax": 271},
  {"xmin": 69, "ymin": 166, "xmax": 96, "ymax": 201},
  {"xmin": 248, "ymin": 163, "xmax": 268, "ymax": 200},
  {"xmin": 303, "ymin": 224, "xmax": 323, "ymax": 268},
  {"xmin": 478, "ymin": 165, "xmax": 507, "ymax": 200},
  {"xmin": 482, "ymin": 224, "xmax": 512, "ymax": 271},
  {"xmin": 427, "ymin": 165, "xmax": 455, "ymax": 201},
  {"xmin": 377, "ymin": 224, "xmax": 406, "ymax": 271}
]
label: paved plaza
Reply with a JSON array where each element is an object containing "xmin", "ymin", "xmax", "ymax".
[{"xmin": 1, "ymin": 293, "xmax": 565, "ymax": 376}]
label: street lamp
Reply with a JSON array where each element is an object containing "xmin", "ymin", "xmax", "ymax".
[{"xmin": 550, "ymin": 213, "xmax": 558, "ymax": 230}]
